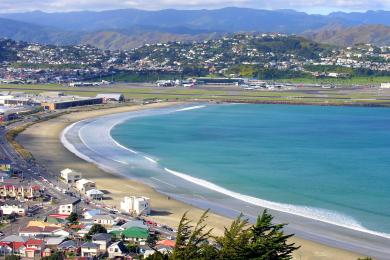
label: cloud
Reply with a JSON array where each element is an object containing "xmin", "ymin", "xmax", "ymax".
[{"xmin": 0, "ymin": 0, "xmax": 389, "ymax": 13}]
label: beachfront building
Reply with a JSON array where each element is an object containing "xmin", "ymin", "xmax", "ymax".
[
  {"xmin": 60, "ymin": 168, "xmax": 82, "ymax": 184},
  {"xmin": 120, "ymin": 196, "xmax": 151, "ymax": 216},
  {"xmin": 86, "ymin": 189, "xmax": 104, "ymax": 200},
  {"xmin": 75, "ymin": 179, "xmax": 96, "ymax": 193}
]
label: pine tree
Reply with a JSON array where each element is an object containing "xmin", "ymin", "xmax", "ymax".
[
  {"xmin": 216, "ymin": 214, "xmax": 251, "ymax": 259},
  {"xmin": 247, "ymin": 210, "xmax": 300, "ymax": 259},
  {"xmin": 172, "ymin": 210, "xmax": 213, "ymax": 260}
]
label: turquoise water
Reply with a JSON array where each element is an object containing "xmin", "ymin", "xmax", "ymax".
[{"xmin": 112, "ymin": 104, "xmax": 390, "ymax": 234}]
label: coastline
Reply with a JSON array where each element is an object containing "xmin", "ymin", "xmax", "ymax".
[{"xmin": 16, "ymin": 102, "xmax": 363, "ymax": 259}]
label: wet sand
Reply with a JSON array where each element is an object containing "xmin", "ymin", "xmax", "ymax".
[{"xmin": 17, "ymin": 102, "xmax": 362, "ymax": 259}]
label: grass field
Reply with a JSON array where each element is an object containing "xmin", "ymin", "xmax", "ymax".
[
  {"xmin": 279, "ymin": 76, "xmax": 390, "ymax": 85},
  {"xmin": 1, "ymin": 83, "xmax": 390, "ymax": 107}
]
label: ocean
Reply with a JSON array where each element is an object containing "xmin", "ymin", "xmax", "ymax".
[{"xmin": 110, "ymin": 104, "xmax": 390, "ymax": 236}]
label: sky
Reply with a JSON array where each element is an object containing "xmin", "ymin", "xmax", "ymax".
[{"xmin": 0, "ymin": 0, "xmax": 389, "ymax": 14}]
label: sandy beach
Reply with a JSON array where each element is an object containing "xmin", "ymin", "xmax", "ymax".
[{"xmin": 16, "ymin": 102, "xmax": 362, "ymax": 260}]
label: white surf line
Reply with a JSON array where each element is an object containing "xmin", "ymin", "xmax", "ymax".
[
  {"xmin": 176, "ymin": 105, "xmax": 206, "ymax": 112},
  {"xmin": 164, "ymin": 167, "xmax": 390, "ymax": 239},
  {"xmin": 113, "ymin": 159, "xmax": 129, "ymax": 165},
  {"xmin": 144, "ymin": 156, "xmax": 158, "ymax": 164},
  {"xmin": 150, "ymin": 177, "xmax": 177, "ymax": 188}
]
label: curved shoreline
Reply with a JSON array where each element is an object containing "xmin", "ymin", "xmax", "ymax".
[
  {"xmin": 15, "ymin": 102, "xmax": 371, "ymax": 259},
  {"xmin": 60, "ymin": 104, "xmax": 390, "ymax": 258}
]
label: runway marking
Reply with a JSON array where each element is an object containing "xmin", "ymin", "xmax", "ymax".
[{"xmin": 150, "ymin": 177, "xmax": 176, "ymax": 188}]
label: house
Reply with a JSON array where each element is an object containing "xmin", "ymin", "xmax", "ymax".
[
  {"xmin": 75, "ymin": 179, "xmax": 96, "ymax": 193},
  {"xmin": 110, "ymin": 227, "xmax": 149, "ymax": 245},
  {"xmin": 380, "ymin": 83, "xmax": 390, "ymax": 89},
  {"xmin": 0, "ymin": 159, "xmax": 12, "ymax": 172},
  {"xmin": 120, "ymin": 196, "xmax": 151, "ymax": 216},
  {"xmin": 93, "ymin": 214, "xmax": 115, "ymax": 227},
  {"xmin": 96, "ymin": 93, "xmax": 125, "ymax": 103},
  {"xmin": 80, "ymin": 242, "xmax": 100, "ymax": 258},
  {"xmin": 1, "ymin": 235, "xmax": 27, "ymax": 243},
  {"xmin": 83, "ymin": 209, "xmax": 102, "ymax": 220},
  {"xmin": 10, "ymin": 242, "xmax": 26, "ymax": 256},
  {"xmin": 1, "ymin": 204, "xmax": 26, "ymax": 216},
  {"xmin": 44, "ymin": 236, "xmax": 66, "ymax": 248},
  {"xmin": 25, "ymin": 239, "xmax": 45, "ymax": 250},
  {"xmin": 92, "ymin": 233, "xmax": 112, "ymax": 252},
  {"xmin": 120, "ymin": 220, "xmax": 148, "ymax": 230},
  {"xmin": 108, "ymin": 241, "xmax": 127, "ymax": 259},
  {"xmin": 60, "ymin": 168, "xmax": 82, "ymax": 184},
  {"xmin": 24, "ymin": 239, "xmax": 45, "ymax": 258},
  {"xmin": 58, "ymin": 240, "xmax": 80, "ymax": 255},
  {"xmin": 86, "ymin": 189, "xmax": 104, "ymax": 200},
  {"xmin": 58, "ymin": 199, "xmax": 80, "ymax": 215},
  {"xmin": 0, "ymin": 242, "xmax": 12, "ymax": 255},
  {"xmin": 0, "ymin": 185, "xmax": 43, "ymax": 200},
  {"xmin": 19, "ymin": 226, "xmax": 66, "ymax": 237}
]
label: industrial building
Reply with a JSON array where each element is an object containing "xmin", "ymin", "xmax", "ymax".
[{"xmin": 41, "ymin": 97, "xmax": 103, "ymax": 110}]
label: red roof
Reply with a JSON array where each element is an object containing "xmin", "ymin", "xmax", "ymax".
[
  {"xmin": 48, "ymin": 214, "xmax": 69, "ymax": 219},
  {"xmin": 157, "ymin": 240, "xmax": 176, "ymax": 247},
  {"xmin": 11, "ymin": 242, "xmax": 26, "ymax": 250},
  {"xmin": 20, "ymin": 226, "xmax": 42, "ymax": 233},
  {"xmin": 0, "ymin": 242, "xmax": 11, "ymax": 247},
  {"xmin": 26, "ymin": 239, "xmax": 44, "ymax": 246},
  {"xmin": 20, "ymin": 226, "xmax": 60, "ymax": 233}
]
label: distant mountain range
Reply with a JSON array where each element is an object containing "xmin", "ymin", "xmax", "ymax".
[
  {"xmin": 0, "ymin": 8, "xmax": 389, "ymax": 49},
  {"xmin": 303, "ymin": 25, "xmax": 390, "ymax": 47}
]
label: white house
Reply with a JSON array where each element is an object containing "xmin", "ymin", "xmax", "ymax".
[
  {"xmin": 120, "ymin": 196, "xmax": 151, "ymax": 216},
  {"xmin": 380, "ymin": 83, "xmax": 390, "ymax": 89},
  {"xmin": 80, "ymin": 242, "xmax": 100, "ymax": 258},
  {"xmin": 75, "ymin": 179, "xmax": 96, "ymax": 193},
  {"xmin": 1, "ymin": 204, "xmax": 26, "ymax": 216},
  {"xmin": 60, "ymin": 168, "xmax": 82, "ymax": 184},
  {"xmin": 108, "ymin": 241, "xmax": 127, "ymax": 258},
  {"xmin": 93, "ymin": 214, "xmax": 115, "ymax": 227},
  {"xmin": 58, "ymin": 199, "xmax": 80, "ymax": 215},
  {"xmin": 86, "ymin": 189, "xmax": 104, "ymax": 200}
]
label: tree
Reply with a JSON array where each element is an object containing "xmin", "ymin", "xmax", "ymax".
[
  {"xmin": 217, "ymin": 214, "xmax": 252, "ymax": 259},
  {"xmin": 66, "ymin": 212, "xmax": 78, "ymax": 224},
  {"xmin": 171, "ymin": 210, "xmax": 214, "ymax": 260},
  {"xmin": 150, "ymin": 210, "xmax": 299, "ymax": 260},
  {"xmin": 246, "ymin": 210, "xmax": 300, "ymax": 259},
  {"xmin": 86, "ymin": 224, "xmax": 107, "ymax": 238}
]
